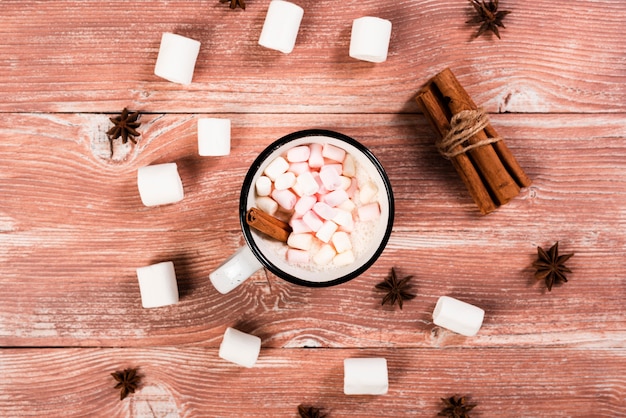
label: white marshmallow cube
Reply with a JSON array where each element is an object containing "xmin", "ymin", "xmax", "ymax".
[
  {"xmin": 344, "ymin": 358, "xmax": 388, "ymax": 395},
  {"xmin": 275, "ymin": 171, "xmax": 296, "ymax": 190},
  {"xmin": 331, "ymin": 231, "xmax": 352, "ymax": 253},
  {"xmin": 154, "ymin": 32, "xmax": 201, "ymax": 85},
  {"xmin": 258, "ymin": 0, "xmax": 304, "ymax": 54},
  {"xmin": 219, "ymin": 327, "xmax": 262, "ymax": 368},
  {"xmin": 433, "ymin": 296, "xmax": 485, "ymax": 337},
  {"xmin": 137, "ymin": 163, "xmax": 184, "ymax": 207},
  {"xmin": 359, "ymin": 181, "xmax": 379, "ymax": 204},
  {"xmin": 264, "ymin": 156, "xmax": 290, "ymax": 181},
  {"xmin": 198, "ymin": 118, "xmax": 231, "ymax": 156},
  {"xmin": 255, "ymin": 196, "xmax": 279, "ymax": 216},
  {"xmin": 313, "ymin": 244, "xmax": 336, "ymax": 265},
  {"xmin": 136, "ymin": 261, "xmax": 179, "ymax": 308},
  {"xmin": 255, "ymin": 176, "xmax": 273, "ymax": 197},
  {"xmin": 315, "ymin": 220, "xmax": 339, "ymax": 243},
  {"xmin": 349, "ymin": 17, "xmax": 392, "ymax": 63},
  {"xmin": 334, "ymin": 250, "xmax": 355, "ymax": 266},
  {"xmin": 296, "ymin": 171, "xmax": 320, "ymax": 196},
  {"xmin": 287, "ymin": 233, "xmax": 314, "ymax": 251},
  {"xmin": 342, "ymin": 154, "xmax": 357, "ymax": 177}
]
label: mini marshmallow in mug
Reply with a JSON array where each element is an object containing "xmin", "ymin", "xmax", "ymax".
[
  {"xmin": 258, "ymin": 0, "xmax": 304, "ymax": 54},
  {"xmin": 344, "ymin": 357, "xmax": 389, "ymax": 395},
  {"xmin": 432, "ymin": 295, "xmax": 485, "ymax": 337},
  {"xmin": 219, "ymin": 327, "xmax": 262, "ymax": 368},
  {"xmin": 136, "ymin": 261, "xmax": 179, "ymax": 308},
  {"xmin": 208, "ymin": 129, "xmax": 394, "ymax": 294},
  {"xmin": 198, "ymin": 118, "xmax": 231, "ymax": 156},
  {"xmin": 137, "ymin": 163, "xmax": 184, "ymax": 207},
  {"xmin": 154, "ymin": 32, "xmax": 201, "ymax": 85},
  {"xmin": 349, "ymin": 17, "xmax": 392, "ymax": 63}
]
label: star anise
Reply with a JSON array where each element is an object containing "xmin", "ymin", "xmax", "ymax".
[
  {"xmin": 220, "ymin": 0, "xmax": 245, "ymax": 10},
  {"xmin": 532, "ymin": 241, "xmax": 574, "ymax": 291},
  {"xmin": 375, "ymin": 267, "xmax": 416, "ymax": 309},
  {"xmin": 107, "ymin": 108, "xmax": 141, "ymax": 155},
  {"xmin": 438, "ymin": 395, "xmax": 477, "ymax": 418},
  {"xmin": 111, "ymin": 367, "xmax": 141, "ymax": 400},
  {"xmin": 466, "ymin": 0, "xmax": 511, "ymax": 39},
  {"xmin": 298, "ymin": 404, "xmax": 327, "ymax": 418}
]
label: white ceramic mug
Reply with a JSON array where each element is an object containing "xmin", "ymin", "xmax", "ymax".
[{"xmin": 209, "ymin": 129, "xmax": 394, "ymax": 294}]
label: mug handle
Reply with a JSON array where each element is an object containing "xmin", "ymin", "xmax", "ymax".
[{"xmin": 209, "ymin": 245, "xmax": 264, "ymax": 294}]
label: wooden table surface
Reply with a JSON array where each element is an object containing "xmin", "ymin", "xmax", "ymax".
[{"xmin": 1, "ymin": 1, "xmax": 625, "ymax": 417}]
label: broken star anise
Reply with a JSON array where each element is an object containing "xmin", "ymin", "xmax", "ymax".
[
  {"xmin": 111, "ymin": 367, "xmax": 141, "ymax": 400},
  {"xmin": 107, "ymin": 108, "xmax": 141, "ymax": 145},
  {"xmin": 466, "ymin": 0, "xmax": 511, "ymax": 39},
  {"xmin": 438, "ymin": 395, "xmax": 477, "ymax": 418},
  {"xmin": 532, "ymin": 241, "xmax": 574, "ymax": 291},
  {"xmin": 298, "ymin": 404, "xmax": 327, "ymax": 418},
  {"xmin": 375, "ymin": 267, "xmax": 416, "ymax": 310},
  {"xmin": 220, "ymin": 0, "xmax": 245, "ymax": 10}
]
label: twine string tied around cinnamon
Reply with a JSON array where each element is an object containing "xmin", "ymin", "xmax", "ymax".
[{"xmin": 436, "ymin": 108, "xmax": 502, "ymax": 159}]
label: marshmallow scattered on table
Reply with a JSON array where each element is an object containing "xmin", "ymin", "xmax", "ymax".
[
  {"xmin": 136, "ymin": 261, "xmax": 179, "ymax": 308},
  {"xmin": 219, "ymin": 327, "xmax": 262, "ymax": 368},
  {"xmin": 349, "ymin": 17, "xmax": 392, "ymax": 63},
  {"xmin": 198, "ymin": 118, "xmax": 231, "ymax": 156},
  {"xmin": 432, "ymin": 296, "xmax": 485, "ymax": 337},
  {"xmin": 137, "ymin": 163, "xmax": 184, "ymax": 207},
  {"xmin": 154, "ymin": 32, "xmax": 201, "ymax": 85},
  {"xmin": 344, "ymin": 358, "xmax": 389, "ymax": 395},
  {"xmin": 258, "ymin": 0, "xmax": 304, "ymax": 54}
]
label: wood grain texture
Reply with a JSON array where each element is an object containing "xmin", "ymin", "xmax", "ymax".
[
  {"xmin": 1, "ymin": 347, "xmax": 624, "ymax": 417},
  {"xmin": 0, "ymin": 0, "xmax": 625, "ymax": 113},
  {"xmin": 2, "ymin": 1, "xmax": 626, "ymax": 416},
  {"xmin": 1, "ymin": 113, "xmax": 625, "ymax": 348}
]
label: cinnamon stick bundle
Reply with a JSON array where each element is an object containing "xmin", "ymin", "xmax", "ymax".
[{"xmin": 415, "ymin": 68, "xmax": 531, "ymax": 214}]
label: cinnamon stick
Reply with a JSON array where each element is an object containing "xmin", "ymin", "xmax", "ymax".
[
  {"xmin": 246, "ymin": 207, "xmax": 292, "ymax": 242},
  {"xmin": 416, "ymin": 84, "xmax": 497, "ymax": 214},
  {"xmin": 415, "ymin": 67, "xmax": 531, "ymax": 214}
]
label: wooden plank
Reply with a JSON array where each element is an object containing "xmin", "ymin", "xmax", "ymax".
[
  {"xmin": 1, "ymin": 112, "xmax": 625, "ymax": 347},
  {"xmin": 0, "ymin": 347, "xmax": 624, "ymax": 417},
  {"xmin": 0, "ymin": 1, "xmax": 625, "ymax": 113}
]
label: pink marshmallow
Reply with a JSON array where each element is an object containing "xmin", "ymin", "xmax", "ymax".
[
  {"xmin": 308, "ymin": 143, "xmax": 324, "ymax": 168},
  {"xmin": 303, "ymin": 210, "xmax": 324, "ymax": 232},
  {"xmin": 357, "ymin": 202, "xmax": 381, "ymax": 221},
  {"xmin": 322, "ymin": 143, "xmax": 346, "ymax": 162},
  {"xmin": 346, "ymin": 176, "xmax": 359, "ymax": 198},
  {"xmin": 294, "ymin": 195, "xmax": 317, "ymax": 216},
  {"xmin": 319, "ymin": 165, "xmax": 343, "ymax": 191},
  {"xmin": 313, "ymin": 202, "xmax": 337, "ymax": 220},
  {"xmin": 325, "ymin": 163, "xmax": 343, "ymax": 175},
  {"xmin": 287, "ymin": 145, "xmax": 311, "ymax": 163},
  {"xmin": 290, "ymin": 218, "xmax": 313, "ymax": 233},
  {"xmin": 323, "ymin": 189, "xmax": 349, "ymax": 207},
  {"xmin": 312, "ymin": 172, "xmax": 328, "ymax": 195},
  {"xmin": 287, "ymin": 248, "xmax": 310, "ymax": 264},
  {"xmin": 288, "ymin": 162, "xmax": 310, "ymax": 175},
  {"xmin": 271, "ymin": 189, "xmax": 297, "ymax": 211}
]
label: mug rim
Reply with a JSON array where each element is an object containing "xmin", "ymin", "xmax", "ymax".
[{"xmin": 239, "ymin": 129, "xmax": 394, "ymax": 288}]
